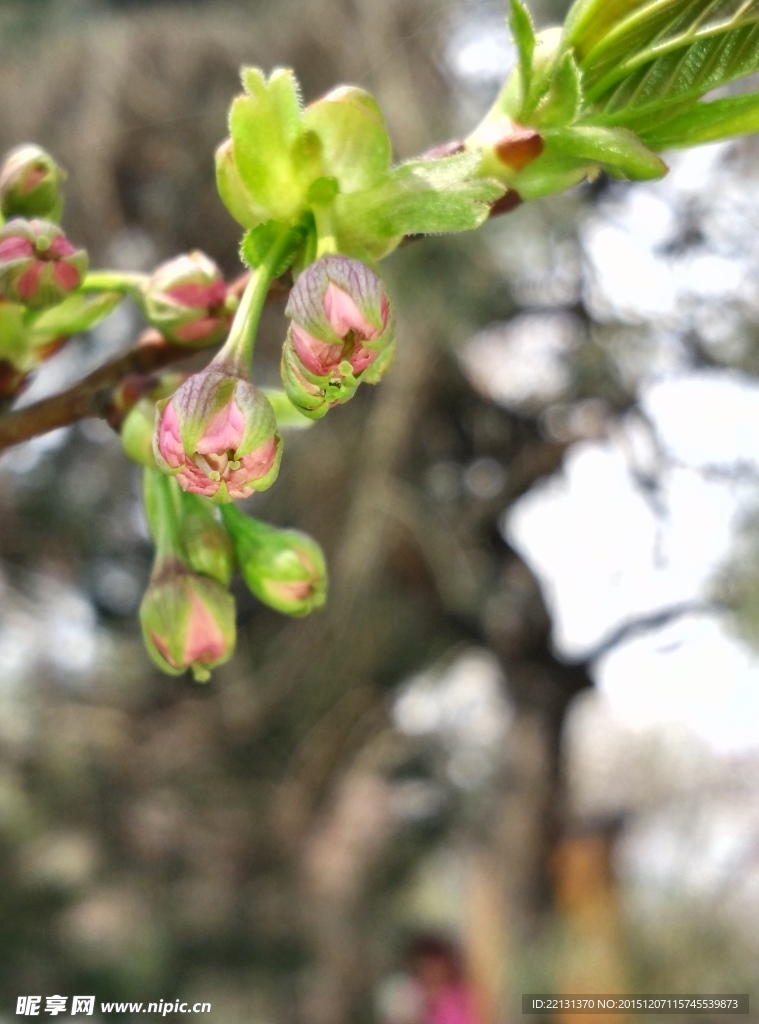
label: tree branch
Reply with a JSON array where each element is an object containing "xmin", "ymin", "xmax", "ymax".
[{"xmin": 0, "ymin": 330, "xmax": 195, "ymax": 452}]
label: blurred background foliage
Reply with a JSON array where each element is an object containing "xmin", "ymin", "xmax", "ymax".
[{"xmin": 0, "ymin": 0, "xmax": 759, "ymax": 1022}]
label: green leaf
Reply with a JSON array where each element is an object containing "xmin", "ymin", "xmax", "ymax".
[
  {"xmin": 241, "ymin": 66, "xmax": 302, "ymax": 143},
  {"xmin": 240, "ymin": 221, "xmax": 305, "ymax": 275},
  {"xmin": 510, "ymin": 0, "xmax": 537, "ymax": 106},
  {"xmin": 639, "ymin": 91, "xmax": 759, "ymax": 148},
  {"xmin": 28, "ymin": 291, "xmax": 123, "ymax": 343},
  {"xmin": 569, "ymin": 0, "xmax": 759, "ymax": 111},
  {"xmin": 543, "ymin": 124, "xmax": 668, "ymax": 179},
  {"xmin": 229, "ymin": 67, "xmax": 306, "ymax": 221},
  {"xmin": 563, "ymin": 0, "xmax": 639, "ymax": 59},
  {"xmin": 510, "ymin": 151, "xmax": 597, "ymax": 199},
  {"xmin": 535, "ymin": 51, "xmax": 584, "ymax": 127},
  {"xmin": 333, "ymin": 153, "xmax": 503, "ymax": 249}
]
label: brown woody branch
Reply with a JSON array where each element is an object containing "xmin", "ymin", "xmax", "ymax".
[{"xmin": 0, "ymin": 330, "xmax": 196, "ymax": 453}]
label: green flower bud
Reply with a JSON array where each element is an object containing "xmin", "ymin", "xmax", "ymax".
[
  {"xmin": 0, "ymin": 144, "xmax": 66, "ymax": 221},
  {"xmin": 222, "ymin": 505, "xmax": 327, "ymax": 617}
]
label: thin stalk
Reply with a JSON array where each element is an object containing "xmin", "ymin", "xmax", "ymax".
[
  {"xmin": 143, "ymin": 467, "xmax": 185, "ymax": 564},
  {"xmin": 212, "ymin": 225, "xmax": 297, "ymax": 374},
  {"xmin": 80, "ymin": 271, "xmax": 149, "ymax": 297}
]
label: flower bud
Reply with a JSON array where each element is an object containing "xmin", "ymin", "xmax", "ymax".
[
  {"xmin": 154, "ymin": 366, "xmax": 282, "ymax": 503},
  {"xmin": 143, "ymin": 251, "xmax": 233, "ymax": 346},
  {"xmin": 222, "ymin": 505, "xmax": 327, "ymax": 617},
  {"xmin": 282, "ymin": 255, "xmax": 394, "ymax": 417},
  {"xmin": 139, "ymin": 561, "xmax": 236, "ymax": 682},
  {"xmin": 0, "ymin": 144, "xmax": 65, "ymax": 221},
  {"xmin": 0, "ymin": 218, "xmax": 87, "ymax": 310}
]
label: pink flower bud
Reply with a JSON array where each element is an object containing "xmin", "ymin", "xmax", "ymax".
[
  {"xmin": 143, "ymin": 251, "xmax": 233, "ymax": 346},
  {"xmin": 139, "ymin": 561, "xmax": 236, "ymax": 682},
  {"xmin": 0, "ymin": 144, "xmax": 66, "ymax": 221},
  {"xmin": 282, "ymin": 254, "xmax": 394, "ymax": 417},
  {"xmin": 0, "ymin": 218, "xmax": 87, "ymax": 310},
  {"xmin": 153, "ymin": 366, "xmax": 282, "ymax": 503}
]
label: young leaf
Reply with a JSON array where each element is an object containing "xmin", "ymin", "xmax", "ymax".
[
  {"xmin": 28, "ymin": 291, "xmax": 123, "ymax": 343},
  {"xmin": 534, "ymin": 51, "xmax": 584, "ymax": 127},
  {"xmin": 543, "ymin": 124, "xmax": 668, "ymax": 179},
  {"xmin": 229, "ymin": 67, "xmax": 307, "ymax": 221},
  {"xmin": 262, "ymin": 388, "xmax": 315, "ymax": 430},
  {"xmin": 333, "ymin": 154, "xmax": 503, "ymax": 245},
  {"xmin": 640, "ymin": 91, "xmax": 759, "ymax": 149},
  {"xmin": 240, "ymin": 222, "xmax": 305, "ymax": 274},
  {"xmin": 572, "ymin": 1, "xmax": 759, "ymax": 111},
  {"xmin": 510, "ymin": 0, "xmax": 537, "ymax": 108}
]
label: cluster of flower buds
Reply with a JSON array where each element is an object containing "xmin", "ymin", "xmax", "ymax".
[
  {"xmin": 142, "ymin": 251, "xmax": 235, "ymax": 347},
  {"xmin": 0, "ymin": 144, "xmax": 107, "ymax": 400},
  {"xmin": 0, "ymin": 143, "xmax": 65, "ymax": 221},
  {"xmin": 137, "ymin": 463, "xmax": 327, "ymax": 680},
  {"xmin": 282, "ymin": 255, "xmax": 395, "ymax": 418},
  {"xmin": 137, "ymin": 251, "xmax": 394, "ymax": 676},
  {"xmin": 154, "ymin": 365, "xmax": 282, "ymax": 503},
  {"xmin": 0, "ymin": 218, "xmax": 87, "ymax": 310}
]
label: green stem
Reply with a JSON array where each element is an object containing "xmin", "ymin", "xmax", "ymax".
[
  {"xmin": 213, "ymin": 225, "xmax": 297, "ymax": 375},
  {"xmin": 80, "ymin": 271, "xmax": 149, "ymax": 297},
  {"xmin": 220, "ymin": 501, "xmax": 265, "ymax": 538},
  {"xmin": 313, "ymin": 203, "xmax": 338, "ymax": 259},
  {"xmin": 143, "ymin": 467, "xmax": 185, "ymax": 563}
]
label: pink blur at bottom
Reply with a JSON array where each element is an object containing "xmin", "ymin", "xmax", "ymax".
[{"xmin": 426, "ymin": 986, "xmax": 482, "ymax": 1024}]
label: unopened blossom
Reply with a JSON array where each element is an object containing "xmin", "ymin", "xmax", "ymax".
[
  {"xmin": 282, "ymin": 254, "xmax": 395, "ymax": 418},
  {"xmin": 153, "ymin": 366, "xmax": 282, "ymax": 503},
  {"xmin": 139, "ymin": 562, "xmax": 236, "ymax": 682},
  {"xmin": 0, "ymin": 218, "xmax": 87, "ymax": 310},
  {"xmin": 0, "ymin": 144, "xmax": 65, "ymax": 221},
  {"xmin": 143, "ymin": 251, "xmax": 233, "ymax": 346}
]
